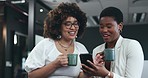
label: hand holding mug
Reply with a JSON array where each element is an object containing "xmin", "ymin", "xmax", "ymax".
[
  {"xmin": 55, "ymin": 54, "xmax": 68, "ymax": 67},
  {"xmin": 94, "ymin": 52, "xmax": 105, "ymax": 66}
]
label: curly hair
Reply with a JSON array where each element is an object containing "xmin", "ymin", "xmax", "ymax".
[{"xmin": 43, "ymin": 2, "xmax": 87, "ymax": 40}]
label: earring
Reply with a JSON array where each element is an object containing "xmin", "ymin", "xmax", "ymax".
[
  {"xmin": 119, "ymin": 29, "xmax": 122, "ymax": 33},
  {"xmin": 57, "ymin": 35, "xmax": 61, "ymax": 39},
  {"xmin": 75, "ymin": 36, "xmax": 77, "ymax": 38}
]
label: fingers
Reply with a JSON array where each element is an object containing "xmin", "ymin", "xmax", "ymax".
[
  {"xmin": 81, "ymin": 60, "xmax": 97, "ymax": 71},
  {"xmin": 81, "ymin": 64, "xmax": 94, "ymax": 73},
  {"xmin": 82, "ymin": 60, "xmax": 107, "ymax": 77},
  {"xmin": 94, "ymin": 53, "xmax": 105, "ymax": 65},
  {"xmin": 87, "ymin": 60, "xmax": 96, "ymax": 68},
  {"xmin": 81, "ymin": 66, "xmax": 91, "ymax": 76},
  {"xmin": 96, "ymin": 53, "xmax": 104, "ymax": 59},
  {"xmin": 57, "ymin": 54, "xmax": 68, "ymax": 67},
  {"xmin": 81, "ymin": 63, "xmax": 98, "ymax": 76}
]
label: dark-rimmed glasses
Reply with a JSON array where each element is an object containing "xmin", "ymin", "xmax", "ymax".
[{"xmin": 62, "ymin": 21, "xmax": 79, "ymax": 29}]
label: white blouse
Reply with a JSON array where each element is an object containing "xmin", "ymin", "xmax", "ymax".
[
  {"xmin": 93, "ymin": 36, "xmax": 144, "ymax": 78},
  {"xmin": 24, "ymin": 38, "xmax": 88, "ymax": 78}
]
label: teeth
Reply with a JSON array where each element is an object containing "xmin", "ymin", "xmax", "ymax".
[
  {"xmin": 69, "ymin": 32, "xmax": 75, "ymax": 34},
  {"xmin": 68, "ymin": 31, "xmax": 76, "ymax": 36},
  {"xmin": 103, "ymin": 34, "xmax": 108, "ymax": 37}
]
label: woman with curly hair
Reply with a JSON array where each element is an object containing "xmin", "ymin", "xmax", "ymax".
[{"xmin": 24, "ymin": 2, "xmax": 91, "ymax": 78}]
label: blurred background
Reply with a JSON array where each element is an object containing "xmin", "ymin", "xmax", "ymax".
[{"xmin": 0, "ymin": 0, "xmax": 148, "ymax": 78}]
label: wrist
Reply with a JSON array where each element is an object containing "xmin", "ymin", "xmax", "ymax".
[
  {"xmin": 79, "ymin": 72, "xmax": 91, "ymax": 78},
  {"xmin": 105, "ymin": 72, "xmax": 113, "ymax": 78},
  {"xmin": 107, "ymin": 72, "xmax": 111, "ymax": 77},
  {"xmin": 52, "ymin": 61, "xmax": 60, "ymax": 68},
  {"xmin": 84, "ymin": 72, "xmax": 92, "ymax": 77}
]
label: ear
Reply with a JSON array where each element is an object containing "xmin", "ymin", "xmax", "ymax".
[{"xmin": 118, "ymin": 22, "xmax": 123, "ymax": 32}]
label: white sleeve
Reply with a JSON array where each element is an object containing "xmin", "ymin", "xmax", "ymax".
[
  {"xmin": 124, "ymin": 40, "xmax": 144, "ymax": 78},
  {"xmin": 113, "ymin": 40, "xmax": 144, "ymax": 78},
  {"xmin": 92, "ymin": 44, "xmax": 105, "ymax": 60},
  {"xmin": 113, "ymin": 72, "xmax": 124, "ymax": 78},
  {"xmin": 24, "ymin": 39, "xmax": 52, "ymax": 72},
  {"xmin": 75, "ymin": 42, "xmax": 89, "ymax": 54}
]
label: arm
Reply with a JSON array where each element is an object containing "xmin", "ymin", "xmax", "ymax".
[
  {"xmin": 122, "ymin": 40, "xmax": 144, "ymax": 78},
  {"xmin": 90, "ymin": 40, "xmax": 144, "ymax": 78},
  {"xmin": 112, "ymin": 40, "xmax": 144, "ymax": 78},
  {"xmin": 25, "ymin": 39, "xmax": 69, "ymax": 78},
  {"xmin": 27, "ymin": 54, "xmax": 68, "ymax": 78},
  {"xmin": 28, "ymin": 61, "xmax": 58, "ymax": 78}
]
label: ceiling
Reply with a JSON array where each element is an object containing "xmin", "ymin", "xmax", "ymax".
[
  {"xmin": 4, "ymin": 0, "xmax": 148, "ymax": 28},
  {"xmin": 38, "ymin": 0, "xmax": 148, "ymax": 27}
]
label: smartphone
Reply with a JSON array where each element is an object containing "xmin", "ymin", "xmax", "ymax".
[{"xmin": 80, "ymin": 53, "xmax": 93, "ymax": 68}]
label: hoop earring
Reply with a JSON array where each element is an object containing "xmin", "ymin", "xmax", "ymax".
[
  {"xmin": 75, "ymin": 36, "xmax": 77, "ymax": 38},
  {"xmin": 57, "ymin": 35, "xmax": 61, "ymax": 39}
]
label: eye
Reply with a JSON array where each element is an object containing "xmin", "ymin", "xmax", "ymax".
[
  {"xmin": 73, "ymin": 22, "xmax": 79, "ymax": 25},
  {"xmin": 99, "ymin": 25, "xmax": 104, "ymax": 29},
  {"xmin": 106, "ymin": 25, "xmax": 112, "ymax": 28},
  {"xmin": 63, "ymin": 22, "xmax": 71, "ymax": 26}
]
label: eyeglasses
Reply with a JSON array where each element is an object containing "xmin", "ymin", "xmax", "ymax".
[{"xmin": 62, "ymin": 21, "xmax": 79, "ymax": 29}]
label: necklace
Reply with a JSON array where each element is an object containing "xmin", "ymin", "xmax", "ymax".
[{"xmin": 58, "ymin": 40, "xmax": 73, "ymax": 51}]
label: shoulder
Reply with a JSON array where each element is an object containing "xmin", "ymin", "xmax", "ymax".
[
  {"xmin": 122, "ymin": 38, "xmax": 141, "ymax": 46},
  {"xmin": 29, "ymin": 38, "xmax": 55, "ymax": 59},
  {"xmin": 75, "ymin": 41, "xmax": 88, "ymax": 54},
  {"xmin": 35, "ymin": 38, "xmax": 54, "ymax": 47},
  {"xmin": 37, "ymin": 38, "xmax": 54, "ymax": 44},
  {"xmin": 93, "ymin": 43, "xmax": 105, "ymax": 53},
  {"xmin": 122, "ymin": 37, "xmax": 143, "ymax": 55},
  {"xmin": 92, "ymin": 43, "xmax": 105, "ymax": 58},
  {"xmin": 31, "ymin": 38, "xmax": 55, "ymax": 52},
  {"xmin": 75, "ymin": 41, "xmax": 85, "ymax": 47}
]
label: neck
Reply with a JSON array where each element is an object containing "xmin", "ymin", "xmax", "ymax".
[
  {"xmin": 107, "ymin": 43, "xmax": 115, "ymax": 48},
  {"xmin": 59, "ymin": 39, "xmax": 73, "ymax": 45},
  {"xmin": 107, "ymin": 39, "xmax": 117, "ymax": 48},
  {"xmin": 107, "ymin": 36, "xmax": 120, "ymax": 48},
  {"xmin": 58, "ymin": 39, "xmax": 73, "ymax": 48}
]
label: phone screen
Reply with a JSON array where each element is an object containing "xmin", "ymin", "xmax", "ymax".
[{"xmin": 80, "ymin": 54, "xmax": 93, "ymax": 68}]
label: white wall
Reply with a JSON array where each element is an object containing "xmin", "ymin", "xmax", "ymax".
[{"xmin": 142, "ymin": 61, "xmax": 148, "ymax": 78}]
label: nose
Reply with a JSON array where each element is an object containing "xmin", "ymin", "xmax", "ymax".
[
  {"xmin": 101, "ymin": 27, "xmax": 108, "ymax": 32},
  {"xmin": 70, "ymin": 25, "xmax": 76, "ymax": 29}
]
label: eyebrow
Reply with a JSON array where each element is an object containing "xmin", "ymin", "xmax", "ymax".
[{"xmin": 64, "ymin": 20, "xmax": 78, "ymax": 23}]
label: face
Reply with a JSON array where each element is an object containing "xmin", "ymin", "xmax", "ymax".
[
  {"xmin": 99, "ymin": 16, "xmax": 123, "ymax": 43},
  {"xmin": 60, "ymin": 16, "xmax": 79, "ymax": 41}
]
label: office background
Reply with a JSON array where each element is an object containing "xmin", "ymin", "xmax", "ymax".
[{"xmin": 0, "ymin": 0, "xmax": 148, "ymax": 78}]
